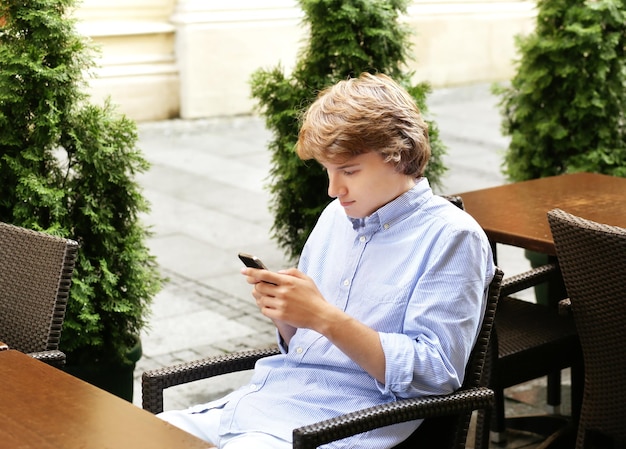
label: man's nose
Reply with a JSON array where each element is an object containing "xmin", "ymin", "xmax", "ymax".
[{"xmin": 327, "ymin": 173, "xmax": 343, "ymax": 198}]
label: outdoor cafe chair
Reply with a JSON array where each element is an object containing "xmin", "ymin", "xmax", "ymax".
[
  {"xmin": 548, "ymin": 208, "xmax": 626, "ymax": 449},
  {"xmin": 143, "ymin": 258, "xmax": 503, "ymax": 449},
  {"xmin": 0, "ymin": 221, "xmax": 79, "ymax": 367},
  {"xmin": 484, "ymin": 267, "xmax": 584, "ymax": 446}
]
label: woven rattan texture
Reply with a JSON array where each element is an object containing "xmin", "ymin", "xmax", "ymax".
[
  {"xmin": 548, "ymin": 208, "xmax": 626, "ymax": 448},
  {"xmin": 0, "ymin": 222, "xmax": 78, "ymax": 355},
  {"xmin": 483, "ymin": 258, "xmax": 583, "ymax": 446},
  {"xmin": 496, "ymin": 297, "xmax": 579, "ymax": 383}
]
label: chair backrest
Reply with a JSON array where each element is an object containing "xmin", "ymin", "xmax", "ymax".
[
  {"xmin": 547, "ymin": 208, "xmax": 626, "ymax": 448},
  {"xmin": 0, "ymin": 222, "xmax": 79, "ymax": 354},
  {"xmin": 395, "ymin": 266, "xmax": 503, "ymax": 449}
]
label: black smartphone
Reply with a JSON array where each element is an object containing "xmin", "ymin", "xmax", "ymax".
[{"xmin": 238, "ymin": 252, "xmax": 269, "ymax": 270}]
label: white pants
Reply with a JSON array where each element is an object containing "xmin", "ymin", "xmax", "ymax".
[{"xmin": 158, "ymin": 407, "xmax": 292, "ymax": 449}]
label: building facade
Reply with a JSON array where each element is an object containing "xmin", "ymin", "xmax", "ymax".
[{"xmin": 76, "ymin": 0, "xmax": 536, "ymax": 122}]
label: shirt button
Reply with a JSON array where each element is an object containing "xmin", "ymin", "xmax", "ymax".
[
  {"xmin": 296, "ymin": 347, "xmax": 303, "ymax": 354},
  {"xmin": 249, "ymin": 384, "xmax": 258, "ymax": 391},
  {"xmin": 383, "ymin": 223, "xmax": 390, "ymax": 230},
  {"xmin": 359, "ymin": 235, "xmax": 366, "ymax": 242},
  {"xmin": 343, "ymin": 279, "xmax": 350, "ymax": 287}
]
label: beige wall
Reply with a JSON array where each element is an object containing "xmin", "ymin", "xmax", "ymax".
[
  {"xmin": 407, "ymin": 1, "xmax": 535, "ymax": 85},
  {"xmin": 76, "ymin": 0, "xmax": 536, "ymax": 122},
  {"xmin": 75, "ymin": 0, "xmax": 179, "ymax": 121}
]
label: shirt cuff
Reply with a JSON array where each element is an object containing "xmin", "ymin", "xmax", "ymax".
[{"xmin": 376, "ymin": 332, "xmax": 416, "ymax": 395}]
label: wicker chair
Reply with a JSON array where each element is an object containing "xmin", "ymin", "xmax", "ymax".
[
  {"xmin": 0, "ymin": 221, "xmax": 79, "ymax": 367},
  {"xmin": 484, "ymin": 267, "xmax": 584, "ymax": 445},
  {"xmin": 143, "ymin": 261, "xmax": 502, "ymax": 449},
  {"xmin": 548, "ymin": 208, "xmax": 626, "ymax": 449}
]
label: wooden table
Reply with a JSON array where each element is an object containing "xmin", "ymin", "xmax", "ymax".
[
  {"xmin": 0, "ymin": 349, "xmax": 214, "ymax": 449},
  {"xmin": 458, "ymin": 172, "xmax": 626, "ymax": 256}
]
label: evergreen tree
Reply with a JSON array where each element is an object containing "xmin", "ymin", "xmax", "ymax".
[
  {"xmin": 0, "ymin": 0, "xmax": 161, "ymax": 366},
  {"xmin": 496, "ymin": 0, "xmax": 626, "ymax": 181}
]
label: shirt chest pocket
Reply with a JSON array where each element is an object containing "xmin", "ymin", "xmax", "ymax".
[
  {"xmin": 362, "ymin": 283, "xmax": 411, "ymax": 304},
  {"xmin": 350, "ymin": 284, "xmax": 411, "ymax": 331}
]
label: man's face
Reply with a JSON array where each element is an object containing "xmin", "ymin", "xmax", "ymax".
[{"xmin": 320, "ymin": 152, "xmax": 416, "ymax": 219}]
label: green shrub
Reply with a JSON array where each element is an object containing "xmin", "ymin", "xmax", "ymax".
[
  {"xmin": 0, "ymin": 0, "xmax": 162, "ymax": 365},
  {"xmin": 251, "ymin": 0, "xmax": 447, "ymax": 261},
  {"xmin": 496, "ymin": 0, "xmax": 626, "ymax": 182}
]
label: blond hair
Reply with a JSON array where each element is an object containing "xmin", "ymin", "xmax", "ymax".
[{"xmin": 296, "ymin": 72, "xmax": 431, "ymax": 177}]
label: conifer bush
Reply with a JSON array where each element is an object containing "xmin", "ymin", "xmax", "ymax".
[
  {"xmin": 250, "ymin": 0, "xmax": 447, "ymax": 261},
  {"xmin": 496, "ymin": 0, "xmax": 626, "ymax": 182},
  {"xmin": 0, "ymin": 0, "xmax": 162, "ymax": 366}
]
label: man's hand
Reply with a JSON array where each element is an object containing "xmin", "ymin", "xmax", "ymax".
[{"xmin": 240, "ymin": 267, "xmax": 387, "ymax": 384}]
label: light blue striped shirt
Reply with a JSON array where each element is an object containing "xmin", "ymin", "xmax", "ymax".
[{"xmin": 204, "ymin": 178, "xmax": 494, "ymax": 448}]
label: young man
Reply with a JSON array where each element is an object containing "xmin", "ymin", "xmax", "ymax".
[{"xmin": 159, "ymin": 72, "xmax": 495, "ymax": 448}]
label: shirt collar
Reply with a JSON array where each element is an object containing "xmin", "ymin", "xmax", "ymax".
[{"xmin": 347, "ymin": 177, "xmax": 432, "ymax": 232}]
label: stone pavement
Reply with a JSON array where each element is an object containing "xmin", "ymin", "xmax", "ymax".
[{"xmin": 130, "ymin": 82, "xmax": 566, "ymax": 447}]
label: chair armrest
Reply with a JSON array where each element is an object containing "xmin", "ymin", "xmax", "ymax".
[
  {"xmin": 143, "ymin": 347, "xmax": 492, "ymax": 448},
  {"xmin": 142, "ymin": 346, "xmax": 280, "ymax": 413},
  {"xmin": 292, "ymin": 386, "xmax": 494, "ymax": 449},
  {"xmin": 28, "ymin": 350, "xmax": 66, "ymax": 368},
  {"xmin": 499, "ymin": 263, "xmax": 559, "ymax": 297}
]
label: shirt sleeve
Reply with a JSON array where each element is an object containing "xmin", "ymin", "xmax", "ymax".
[{"xmin": 376, "ymin": 227, "xmax": 493, "ymax": 398}]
